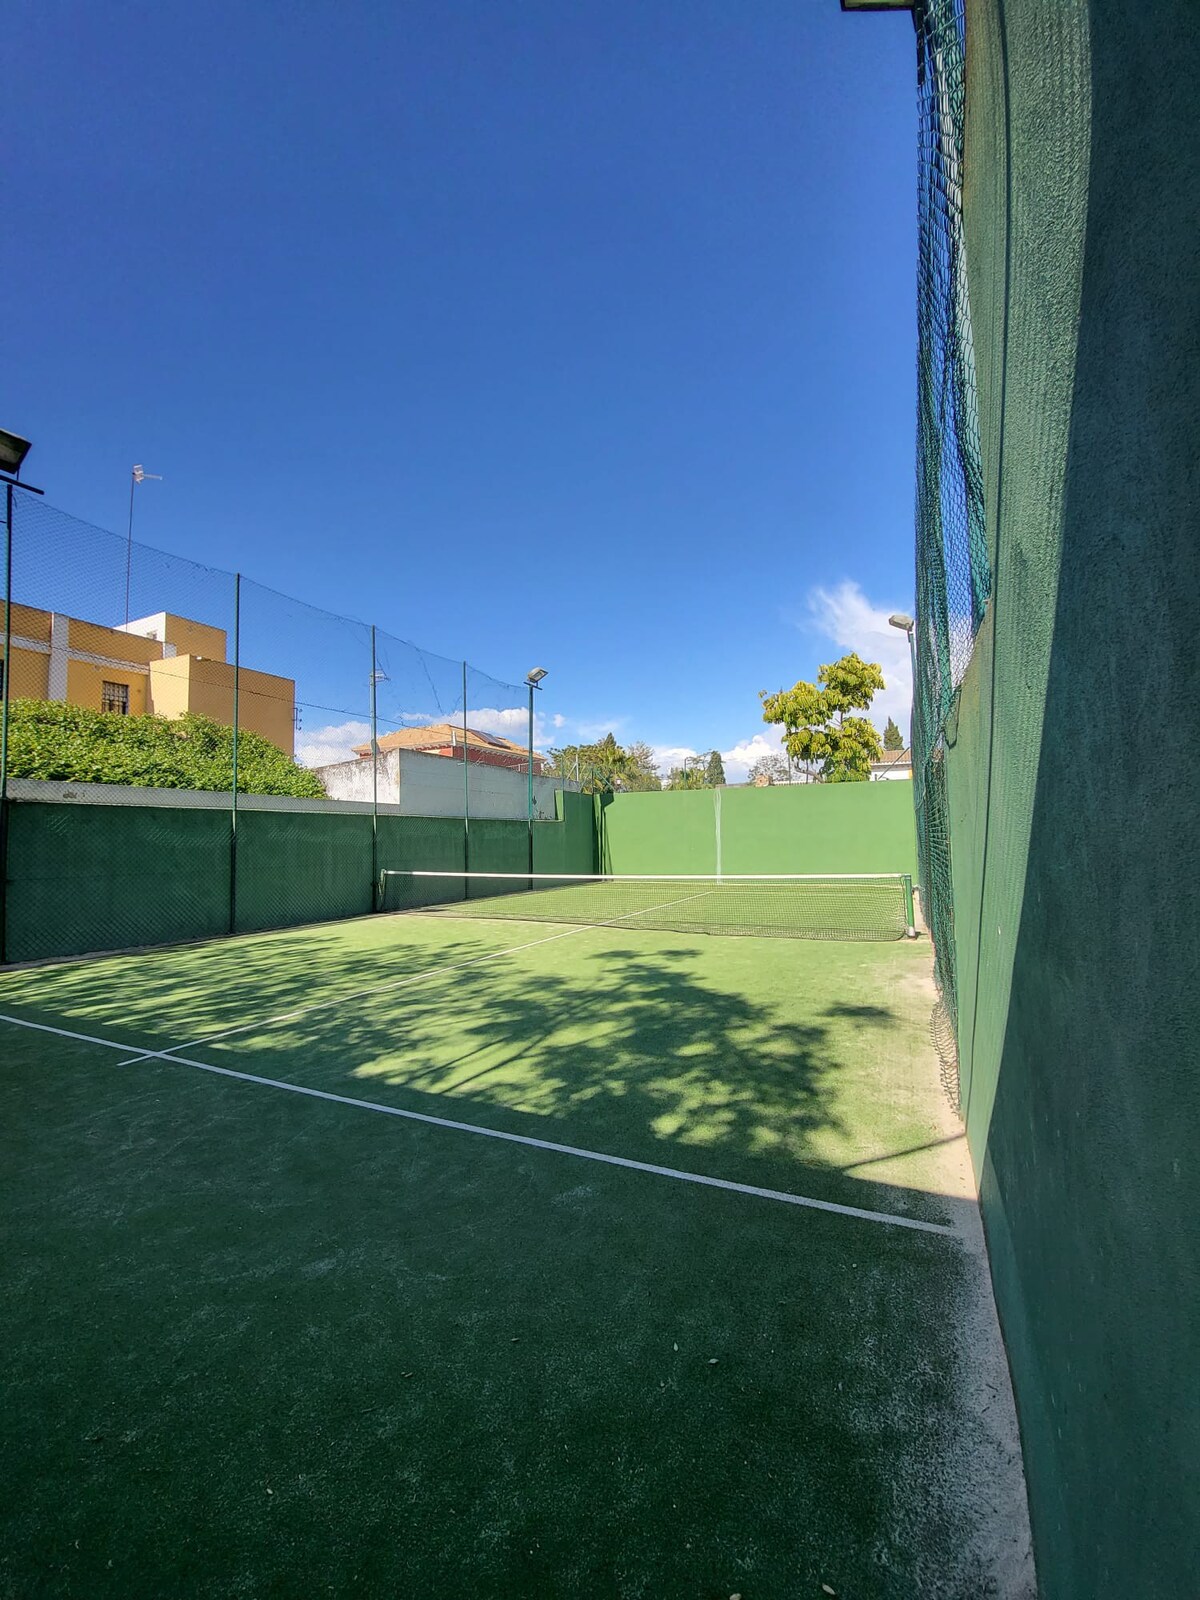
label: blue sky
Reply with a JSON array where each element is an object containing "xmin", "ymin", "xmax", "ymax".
[{"xmin": 7, "ymin": 1, "xmax": 916, "ymax": 778}]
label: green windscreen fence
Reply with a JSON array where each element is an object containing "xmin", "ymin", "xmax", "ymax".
[{"xmin": 912, "ymin": 0, "xmax": 992, "ymax": 1106}]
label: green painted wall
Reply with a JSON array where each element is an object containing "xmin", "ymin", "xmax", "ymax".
[
  {"xmin": 533, "ymin": 789, "xmax": 598, "ymax": 876},
  {"xmin": 598, "ymin": 783, "xmax": 917, "ymax": 879},
  {"xmin": 947, "ymin": 3, "xmax": 1200, "ymax": 1592}
]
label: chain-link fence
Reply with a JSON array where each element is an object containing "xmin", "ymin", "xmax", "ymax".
[
  {"xmin": 0, "ymin": 493, "xmax": 576, "ymax": 962},
  {"xmin": 913, "ymin": 0, "xmax": 991, "ymax": 1110}
]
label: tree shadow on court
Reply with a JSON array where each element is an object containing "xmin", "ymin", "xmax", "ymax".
[
  {"xmin": 1, "ymin": 921, "xmax": 957, "ymax": 1223},
  {"xmin": 220, "ymin": 937, "xmax": 938, "ymax": 1221},
  {"xmin": 0, "ymin": 923, "xmax": 526, "ymax": 1042}
]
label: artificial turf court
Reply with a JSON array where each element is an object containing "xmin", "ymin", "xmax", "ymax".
[{"xmin": 0, "ymin": 908, "xmax": 1026, "ymax": 1598}]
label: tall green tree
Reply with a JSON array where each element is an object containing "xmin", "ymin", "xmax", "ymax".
[
  {"xmin": 703, "ymin": 749, "xmax": 726, "ymax": 788},
  {"xmin": 883, "ymin": 716, "xmax": 905, "ymax": 751},
  {"xmin": 6, "ymin": 700, "xmax": 326, "ymax": 796},
  {"xmin": 550, "ymin": 732, "xmax": 660, "ymax": 793},
  {"xmin": 760, "ymin": 652, "xmax": 885, "ymax": 783},
  {"xmin": 624, "ymin": 741, "xmax": 664, "ymax": 791},
  {"xmin": 666, "ymin": 754, "xmax": 706, "ymax": 790}
]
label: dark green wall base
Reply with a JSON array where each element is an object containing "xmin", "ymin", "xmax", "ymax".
[{"xmin": 3, "ymin": 790, "xmax": 598, "ymax": 965}]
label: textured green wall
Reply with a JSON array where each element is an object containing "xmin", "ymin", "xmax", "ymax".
[
  {"xmin": 598, "ymin": 783, "xmax": 917, "ymax": 878},
  {"xmin": 4, "ymin": 790, "xmax": 599, "ymax": 963},
  {"xmin": 949, "ymin": 2, "xmax": 1200, "ymax": 1592},
  {"xmin": 234, "ymin": 811, "xmax": 372, "ymax": 935},
  {"xmin": 4, "ymin": 801, "xmax": 231, "ymax": 962}
]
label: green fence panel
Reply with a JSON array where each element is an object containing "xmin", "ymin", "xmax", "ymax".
[
  {"xmin": 233, "ymin": 809, "xmax": 372, "ymax": 935},
  {"xmin": 6, "ymin": 801, "xmax": 230, "ymax": 962},
  {"xmin": 468, "ymin": 818, "xmax": 530, "ymax": 880},
  {"xmin": 377, "ymin": 815, "xmax": 467, "ymax": 877}
]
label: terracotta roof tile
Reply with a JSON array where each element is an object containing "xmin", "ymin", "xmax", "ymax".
[{"xmin": 351, "ymin": 722, "xmax": 532, "ymax": 758}]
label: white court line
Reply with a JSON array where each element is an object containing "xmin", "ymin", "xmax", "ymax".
[
  {"xmin": 115, "ymin": 888, "xmax": 716, "ymax": 1068},
  {"xmin": 0, "ymin": 1011, "xmax": 956, "ymax": 1237}
]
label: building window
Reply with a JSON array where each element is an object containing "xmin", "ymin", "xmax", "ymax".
[{"xmin": 101, "ymin": 680, "xmax": 130, "ymax": 715}]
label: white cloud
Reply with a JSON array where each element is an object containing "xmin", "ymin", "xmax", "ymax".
[
  {"xmin": 650, "ymin": 744, "xmax": 696, "ymax": 772},
  {"xmin": 805, "ymin": 580, "xmax": 913, "ymax": 740},
  {"xmin": 719, "ymin": 732, "xmax": 790, "ymax": 783},
  {"xmin": 648, "ymin": 732, "xmax": 792, "ymax": 785},
  {"xmin": 462, "ymin": 704, "xmax": 528, "ymax": 739},
  {"xmin": 296, "ymin": 719, "xmax": 372, "ymax": 768}
]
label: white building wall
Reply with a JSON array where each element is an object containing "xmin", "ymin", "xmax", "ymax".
[{"xmin": 315, "ymin": 749, "xmax": 565, "ymax": 820}]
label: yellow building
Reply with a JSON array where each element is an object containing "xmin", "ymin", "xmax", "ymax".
[{"xmin": 1, "ymin": 606, "xmax": 297, "ymax": 755}]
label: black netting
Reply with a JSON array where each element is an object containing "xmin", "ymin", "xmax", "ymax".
[
  {"xmin": 913, "ymin": 0, "xmax": 990, "ymax": 1106},
  {"xmin": 0, "ymin": 492, "xmax": 534, "ymax": 960}
]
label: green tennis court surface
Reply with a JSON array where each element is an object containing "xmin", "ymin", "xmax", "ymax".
[{"xmin": 0, "ymin": 910, "xmax": 1025, "ymax": 1597}]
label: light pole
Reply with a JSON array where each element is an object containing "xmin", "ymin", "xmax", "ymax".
[
  {"xmin": 889, "ymin": 612, "xmax": 917, "ymax": 749},
  {"xmin": 125, "ymin": 464, "xmax": 162, "ymax": 625},
  {"xmin": 525, "ymin": 667, "xmax": 548, "ymax": 876},
  {"xmin": 888, "ymin": 611, "xmax": 917, "ymax": 682},
  {"xmin": 0, "ymin": 429, "xmax": 44, "ymax": 965}
]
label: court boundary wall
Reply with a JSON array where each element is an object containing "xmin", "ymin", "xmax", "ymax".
[
  {"xmin": 934, "ymin": 2, "xmax": 1200, "ymax": 1594},
  {"xmin": 597, "ymin": 783, "xmax": 918, "ymax": 879},
  {"xmin": 3, "ymin": 784, "xmax": 597, "ymax": 964}
]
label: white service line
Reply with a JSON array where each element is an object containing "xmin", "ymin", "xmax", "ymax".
[
  {"xmin": 0, "ymin": 1010, "xmax": 957, "ymax": 1237},
  {"xmin": 113, "ymin": 887, "xmax": 716, "ymax": 1068}
]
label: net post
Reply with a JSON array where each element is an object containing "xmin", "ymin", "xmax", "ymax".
[
  {"xmin": 229, "ymin": 572, "xmax": 240, "ymax": 937},
  {"xmin": 903, "ymin": 873, "xmax": 918, "ymax": 938},
  {"xmin": 370, "ymin": 624, "xmax": 379, "ymax": 912},
  {"xmin": 0, "ymin": 483, "xmax": 12, "ymax": 964}
]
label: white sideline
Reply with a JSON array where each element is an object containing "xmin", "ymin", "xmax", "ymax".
[
  {"xmin": 115, "ymin": 888, "xmax": 716, "ymax": 1068},
  {"xmin": 0, "ymin": 1011, "xmax": 956, "ymax": 1237}
]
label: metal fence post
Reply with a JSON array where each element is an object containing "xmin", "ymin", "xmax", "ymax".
[
  {"xmin": 229, "ymin": 572, "xmax": 240, "ymax": 936},
  {"xmin": 371, "ymin": 625, "xmax": 379, "ymax": 909},
  {"xmin": 462, "ymin": 661, "xmax": 470, "ymax": 877},
  {"xmin": 0, "ymin": 484, "xmax": 12, "ymax": 964}
]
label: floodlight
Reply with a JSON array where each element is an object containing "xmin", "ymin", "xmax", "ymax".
[{"xmin": 0, "ymin": 430, "xmax": 32, "ymax": 475}]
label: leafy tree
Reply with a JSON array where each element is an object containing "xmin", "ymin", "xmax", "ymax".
[
  {"xmin": 703, "ymin": 749, "xmax": 726, "ymax": 787},
  {"xmin": 623, "ymin": 741, "xmax": 664, "ymax": 791},
  {"xmin": 883, "ymin": 716, "xmax": 905, "ymax": 752},
  {"xmin": 760, "ymin": 652, "xmax": 885, "ymax": 783},
  {"xmin": 5, "ymin": 700, "xmax": 326, "ymax": 797},
  {"xmin": 748, "ymin": 753, "xmax": 790, "ymax": 786},
  {"xmin": 666, "ymin": 761, "xmax": 706, "ymax": 791},
  {"xmin": 550, "ymin": 732, "xmax": 660, "ymax": 793}
]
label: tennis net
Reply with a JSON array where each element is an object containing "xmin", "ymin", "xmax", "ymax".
[{"xmin": 379, "ymin": 871, "xmax": 917, "ymax": 941}]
